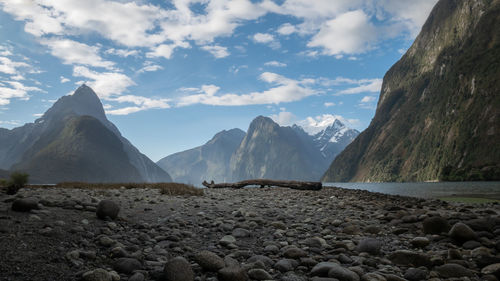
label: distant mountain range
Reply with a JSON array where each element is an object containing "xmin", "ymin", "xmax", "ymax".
[
  {"xmin": 322, "ymin": 0, "xmax": 500, "ymax": 182},
  {"xmin": 157, "ymin": 116, "xmax": 359, "ymax": 184},
  {"xmin": 0, "ymin": 85, "xmax": 172, "ymax": 183}
]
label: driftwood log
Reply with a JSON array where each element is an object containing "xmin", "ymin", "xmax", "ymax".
[{"xmin": 202, "ymin": 179, "xmax": 322, "ymax": 190}]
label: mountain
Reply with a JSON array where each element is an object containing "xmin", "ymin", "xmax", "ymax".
[
  {"xmin": 158, "ymin": 116, "xmax": 358, "ymax": 183},
  {"xmin": 0, "ymin": 85, "xmax": 172, "ymax": 183},
  {"xmin": 156, "ymin": 129, "xmax": 245, "ymax": 184},
  {"xmin": 230, "ymin": 116, "xmax": 327, "ymax": 181},
  {"xmin": 323, "ymin": 0, "xmax": 500, "ymax": 182},
  {"xmin": 293, "ymin": 120, "xmax": 360, "ymax": 165}
]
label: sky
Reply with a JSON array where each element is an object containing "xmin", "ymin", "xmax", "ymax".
[{"xmin": 0, "ymin": 0, "xmax": 438, "ymax": 161}]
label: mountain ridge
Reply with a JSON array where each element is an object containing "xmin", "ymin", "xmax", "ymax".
[{"xmin": 0, "ymin": 85, "xmax": 172, "ymax": 183}]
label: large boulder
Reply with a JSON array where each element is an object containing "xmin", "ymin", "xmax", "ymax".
[
  {"xmin": 96, "ymin": 200, "xmax": 120, "ymax": 220},
  {"xmin": 422, "ymin": 216, "xmax": 450, "ymax": 234},
  {"xmin": 11, "ymin": 198, "xmax": 39, "ymax": 212},
  {"xmin": 163, "ymin": 257, "xmax": 194, "ymax": 281},
  {"xmin": 449, "ymin": 223, "xmax": 477, "ymax": 243}
]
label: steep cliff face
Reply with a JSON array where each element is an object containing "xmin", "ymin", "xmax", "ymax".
[
  {"xmin": 157, "ymin": 129, "xmax": 245, "ymax": 184},
  {"xmin": 323, "ymin": 0, "xmax": 500, "ymax": 182}
]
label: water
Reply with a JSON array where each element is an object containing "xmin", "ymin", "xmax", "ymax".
[{"xmin": 324, "ymin": 181, "xmax": 500, "ymax": 199}]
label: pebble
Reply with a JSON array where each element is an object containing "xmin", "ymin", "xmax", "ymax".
[
  {"xmin": 81, "ymin": 269, "xmax": 112, "ymax": 281},
  {"xmin": 113, "ymin": 258, "xmax": 142, "ymax": 274}
]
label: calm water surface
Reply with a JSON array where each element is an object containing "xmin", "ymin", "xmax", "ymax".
[{"xmin": 324, "ymin": 182, "xmax": 500, "ymax": 199}]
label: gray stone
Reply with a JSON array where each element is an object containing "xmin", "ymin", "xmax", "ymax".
[
  {"xmin": 218, "ymin": 266, "xmax": 248, "ymax": 281},
  {"xmin": 311, "ymin": 262, "xmax": 338, "ymax": 277},
  {"xmin": 128, "ymin": 272, "xmax": 145, "ymax": 281},
  {"xmin": 82, "ymin": 269, "xmax": 112, "ymax": 281},
  {"xmin": 232, "ymin": 228, "xmax": 251, "ymax": 238},
  {"xmin": 283, "ymin": 247, "xmax": 307, "ymax": 259},
  {"xmin": 356, "ymin": 238, "xmax": 382, "ymax": 255},
  {"xmin": 435, "ymin": 263, "xmax": 474, "ymax": 278},
  {"xmin": 328, "ymin": 264, "xmax": 360, "ymax": 281},
  {"xmin": 96, "ymin": 200, "xmax": 120, "ymax": 220},
  {"xmin": 404, "ymin": 268, "xmax": 427, "ymax": 281},
  {"xmin": 388, "ymin": 250, "xmax": 431, "ymax": 267},
  {"xmin": 482, "ymin": 263, "xmax": 500, "ymax": 277},
  {"xmin": 410, "ymin": 237, "xmax": 430, "ymax": 248},
  {"xmin": 219, "ymin": 235, "xmax": 236, "ymax": 246},
  {"xmin": 194, "ymin": 250, "xmax": 225, "ymax": 272},
  {"xmin": 361, "ymin": 272, "xmax": 386, "ymax": 281},
  {"xmin": 248, "ymin": 255, "xmax": 274, "ymax": 268},
  {"xmin": 113, "ymin": 258, "xmax": 142, "ymax": 274},
  {"xmin": 422, "ymin": 216, "xmax": 450, "ymax": 234},
  {"xmin": 248, "ymin": 268, "xmax": 272, "ymax": 280},
  {"xmin": 275, "ymin": 259, "xmax": 294, "ymax": 272},
  {"xmin": 449, "ymin": 223, "xmax": 477, "ymax": 243},
  {"xmin": 11, "ymin": 198, "xmax": 39, "ymax": 212},
  {"xmin": 163, "ymin": 257, "xmax": 194, "ymax": 281}
]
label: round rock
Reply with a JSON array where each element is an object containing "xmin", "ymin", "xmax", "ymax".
[
  {"xmin": 163, "ymin": 256, "xmax": 194, "ymax": 281},
  {"xmin": 449, "ymin": 223, "xmax": 477, "ymax": 243},
  {"xmin": 248, "ymin": 268, "xmax": 272, "ymax": 280},
  {"xmin": 435, "ymin": 263, "xmax": 474, "ymax": 278},
  {"xmin": 11, "ymin": 198, "xmax": 39, "ymax": 212},
  {"xmin": 113, "ymin": 258, "xmax": 142, "ymax": 274},
  {"xmin": 194, "ymin": 250, "xmax": 225, "ymax": 272},
  {"xmin": 356, "ymin": 238, "xmax": 382, "ymax": 255},
  {"xmin": 96, "ymin": 200, "xmax": 120, "ymax": 220},
  {"xmin": 217, "ymin": 266, "xmax": 248, "ymax": 281},
  {"xmin": 82, "ymin": 268, "xmax": 113, "ymax": 281},
  {"xmin": 327, "ymin": 264, "xmax": 360, "ymax": 281},
  {"xmin": 422, "ymin": 216, "xmax": 450, "ymax": 234}
]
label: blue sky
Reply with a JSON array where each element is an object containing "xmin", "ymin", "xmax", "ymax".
[{"xmin": 0, "ymin": 0, "xmax": 438, "ymax": 161}]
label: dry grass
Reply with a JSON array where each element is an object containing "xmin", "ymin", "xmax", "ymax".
[{"xmin": 29, "ymin": 182, "xmax": 204, "ymax": 196}]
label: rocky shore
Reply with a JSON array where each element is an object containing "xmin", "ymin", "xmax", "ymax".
[{"xmin": 1, "ymin": 186, "xmax": 499, "ymax": 281}]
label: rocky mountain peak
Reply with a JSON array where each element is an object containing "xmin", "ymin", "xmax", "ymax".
[{"xmin": 40, "ymin": 84, "xmax": 106, "ymax": 124}]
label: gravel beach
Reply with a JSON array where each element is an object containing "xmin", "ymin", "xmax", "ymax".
[{"xmin": 1, "ymin": 186, "xmax": 499, "ymax": 281}]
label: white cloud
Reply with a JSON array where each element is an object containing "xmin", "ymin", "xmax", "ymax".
[
  {"xmin": 177, "ymin": 72, "xmax": 317, "ymax": 107},
  {"xmin": 106, "ymin": 95, "xmax": 170, "ymax": 115},
  {"xmin": 0, "ymin": 56, "xmax": 30, "ymax": 75},
  {"xmin": 253, "ymin": 33, "xmax": 274, "ymax": 43},
  {"xmin": 137, "ymin": 61, "xmax": 164, "ymax": 73},
  {"xmin": 337, "ymin": 78, "xmax": 382, "ymax": 95},
  {"xmin": 0, "ymin": 120, "xmax": 22, "ymax": 127},
  {"xmin": 324, "ymin": 102, "xmax": 335, "ymax": 107},
  {"xmin": 270, "ymin": 110, "xmax": 296, "ymax": 126},
  {"xmin": 146, "ymin": 41, "xmax": 190, "ymax": 59},
  {"xmin": 277, "ymin": 23, "xmax": 297, "ymax": 35},
  {"xmin": 229, "ymin": 64, "xmax": 248, "ymax": 74},
  {"xmin": 252, "ymin": 33, "xmax": 280, "ymax": 49},
  {"xmin": 201, "ymin": 45, "xmax": 230, "ymax": 59},
  {"xmin": 60, "ymin": 76, "xmax": 70, "ymax": 83},
  {"xmin": 264, "ymin": 61, "xmax": 287, "ymax": 67},
  {"xmin": 105, "ymin": 48, "xmax": 140, "ymax": 57},
  {"xmin": 308, "ymin": 10, "xmax": 377, "ymax": 56},
  {"xmin": 360, "ymin": 96, "xmax": 376, "ymax": 103},
  {"xmin": 72, "ymin": 66, "xmax": 135, "ymax": 99},
  {"xmin": 0, "ymin": 81, "xmax": 43, "ymax": 105},
  {"xmin": 297, "ymin": 114, "xmax": 360, "ymax": 135},
  {"xmin": 40, "ymin": 38, "xmax": 115, "ymax": 70},
  {"xmin": 0, "ymin": 0, "xmax": 437, "ymax": 60}
]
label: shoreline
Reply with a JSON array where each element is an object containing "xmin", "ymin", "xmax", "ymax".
[{"xmin": 1, "ymin": 186, "xmax": 499, "ymax": 281}]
